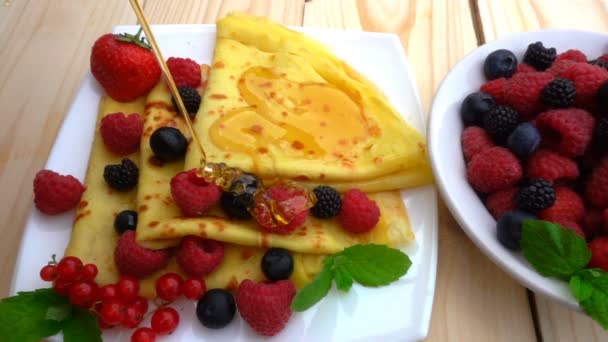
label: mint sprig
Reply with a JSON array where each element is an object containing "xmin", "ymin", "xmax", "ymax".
[
  {"xmin": 521, "ymin": 220, "xmax": 608, "ymax": 328},
  {"xmin": 291, "ymin": 244, "xmax": 412, "ymax": 312},
  {"xmin": 0, "ymin": 288, "xmax": 102, "ymax": 342}
]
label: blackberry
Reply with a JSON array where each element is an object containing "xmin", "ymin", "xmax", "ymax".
[
  {"xmin": 172, "ymin": 86, "xmax": 201, "ymax": 116},
  {"xmin": 310, "ymin": 186, "xmax": 342, "ymax": 218},
  {"xmin": 103, "ymin": 158, "xmax": 139, "ymax": 191},
  {"xmin": 598, "ymin": 81, "xmax": 608, "ymax": 114},
  {"xmin": 590, "ymin": 59, "xmax": 608, "ymax": 72},
  {"xmin": 515, "ymin": 179, "xmax": 556, "ymax": 213},
  {"xmin": 541, "ymin": 78, "xmax": 576, "ymax": 108},
  {"xmin": 482, "ymin": 105, "xmax": 519, "ymax": 144},
  {"xmin": 523, "ymin": 42, "xmax": 556, "ymax": 71}
]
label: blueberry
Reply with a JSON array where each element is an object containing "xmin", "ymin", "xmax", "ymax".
[
  {"xmin": 150, "ymin": 127, "xmax": 188, "ymax": 162},
  {"xmin": 220, "ymin": 173, "xmax": 260, "ymax": 220},
  {"xmin": 196, "ymin": 289, "xmax": 236, "ymax": 329},
  {"xmin": 114, "ymin": 210, "xmax": 137, "ymax": 234},
  {"xmin": 461, "ymin": 92, "xmax": 496, "ymax": 126},
  {"xmin": 484, "ymin": 49, "xmax": 518, "ymax": 80},
  {"xmin": 597, "ymin": 81, "xmax": 608, "ymax": 114},
  {"xmin": 507, "ymin": 123, "xmax": 540, "ymax": 158},
  {"xmin": 261, "ymin": 248, "xmax": 294, "ymax": 281},
  {"xmin": 496, "ymin": 211, "xmax": 536, "ymax": 251}
]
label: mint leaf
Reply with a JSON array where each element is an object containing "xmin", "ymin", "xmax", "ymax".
[
  {"xmin": 63, "ymin": 307, "xmax": 102, "ymax": 342},
  {"xmin": 46, "ymin": 303, "xmax": 72, "ymax": 322},
  {"xmin": 338, "ymin": 244, "xmax": 411, "ymax": 286},
  {"xmin": 570, "ymin": 269, "xmax": 608, "ymax": 329},
  {"xmin": 334, "ymin": 267, "xmax": 353, "ymax": 291},
  {"xmin": 0, "ymin": 288, "xmax": 69, "ymax": 342},
  {"xmin": 521, "ymin": 220, "xmax": 590, "ymax": 279},
  {"xmin": 291, "ymin": 257, "xmax": 334, "ymax": 312}
]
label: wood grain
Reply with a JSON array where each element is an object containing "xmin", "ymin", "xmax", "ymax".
[
  {"xmin": 477, "ymin": 0, "xmax": 608, "ymax": 340},
  {"xmin": 304, "ymin": 1, "xmax": 537, "ymax": 341}
]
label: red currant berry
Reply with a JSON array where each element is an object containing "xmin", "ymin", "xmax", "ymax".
[
  {"xmin": 53, "ymin": 278, "xmax": 73, "ymax": 296},
  {"xmin": 40, "ymin": 265, "xmax": 58, "ymax": 282},
  {"xmin": 98, "ymin": 318, "xmax": 114, "ymax": 330},
  {"xmin": 181, "ymin": 278, "xmax": 206, "ymax": 300},
  {"xmin": 68, "ymin": 281, "xmax": 99, "ymax": 308},
  {"xmin": 117, "ymin": 275, "xmax": 140, "ymax": 303},
  {"xmin": 99, "ymin": 284, "xmax": 119, "ymax": 301},
  {"xmin": 99, "ymin": 298, "xmax": 125, "ymax": 326},
  {"xmin": 79, "ymin": 264, "xmax": 98, "ymax": 281},
  {"xmin": 57, "ymin": 256, "xmax": 83, "ymax": 281},
  {"xmin": 132, "ymin": 296, "xmax": 149, "ymax": 315},
  {"xmin": 121, "ymin": 304, "xmax": 144, "ymax": 328},
  {"xmin": 151, "ymin": 307, "xmax": 180, "ymax": 335},
  {"xmin": 155, "ymin": 273, "xmax": 183, "ymax": 302},
  {"xmin": 131, "ymin": 327, "xmax": 156, "ymax": 342}
]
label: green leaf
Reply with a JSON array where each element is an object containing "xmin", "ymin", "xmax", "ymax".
[
  {"xmin": 521, "ymin": 220, "xmax": 591, "ymax": 279},
  {"xmin": 570, "ymin": 269, "xmax": 608, "ymax": 329},
  {"xmin": 337, "ymin": 244, "xmax": 411, "ymax": 286},
  {"xmin": 291, "ymin": 257, "xmax": 334, "ymax": 312},
  {"xmin": 45, "ymin": 303, "xmax": 72, "ymax": 322},
  {"xmin": 0, "ymin": 288, "xmax": 69, "ymax": 342},
  {"xmin": 334, "ymin": 266, "xmax": 353, "ymax": 291},
  {"xmin": 63, "ymin": 307, "xmax": 102, "ymax": 342}
]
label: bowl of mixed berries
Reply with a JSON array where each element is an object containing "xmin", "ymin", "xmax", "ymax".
[{"xmin": 429, "ymin": 30, "xmax": 608, "ymax": 321}]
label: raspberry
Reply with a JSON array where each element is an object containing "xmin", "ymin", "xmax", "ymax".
[
  {"xmin": 604, "ymin": 208, "xmax": 608, "ymax": 229},
  {"xmin": 236, "ymin": 279, "xmax": 296, "ymax": 337},
  {"xmin": 538, "ymin": 187, "xmax": 584, "ymax": 222},
  {"xmin": 461, "ymin": 127, "xmax": 494, "ymax": 162},
  {"xmin": 254, "ymin": 182, "xmax": 310, "ymax": 235},
  {"xmin": 467, "ymin": 147, "xmax": 522, "ymax": 193},
  {"xmin": 170, "ymin": 169, "xmax": 221, "ymax": 217},
  {"xmin": 555, "ymin": 49, "xmax": 587, "ymax": 63},
  {"xmin": 548, "ymin": 218, "xmax": 585, "ymax": 238},
  {"xmin": 100, "ymin": 112, "xmax": 143, "ymax": 155},
  {"xmin": 482, "ymin": 105, "xmax": 519, "ymax": 143},
  {"xmin": 33, "ymin": 170, "xmax": 85, "ymax": 215},
  {"xmin": 600, "ymin": 54, "xmax": 608, "ymax": 63},
  {"xmin": 516, "ymin": 64, "xmax": 536, "ymax": 74},
  {"xmin": 586, "ymin": 158, "xmax": 608, "ymax": 208},
  {"xmin": 504, "ymin": 72, "xmax": 554, "ymax": 119},
  {"xmin": 591, "ymin": 59, "xmax": 608, "ymax": 72},
  {"xmin": 166, "ymin": 57, "xmax": 201, "ymax": 88},
  {"xmin": 310, "ymin": 186, "xmax": 342, "ymax": 218},
  {"xmin": 480, "ymin": 78, "xmax": 507, "ymax": 104},
  {"xmin": 523, "ymin": 42, "xmax": 556, "ymax": 71},
  {"xmin": 104, "ymin": 158, "xmax": 139, "ymax": 191},
  {"xmin": 171, "ymin": 86, "xmax": 201, "ymax": 116},
  {"xmin": 176, "ymin": 236, "xmax": 224, "ymax": 277},
  {"xmin": 541, "ymin": 78, "xmax": 576, "ymax": 108},
  {"xmin": 589, "ymin": 237, "xmax": 608, "ymax": 271},
  {"xmin": 526, "ymin": 149, "xmax": 579, "ymax": 182},
  {"xmin": 515, "ymin": 179, "xmax": 556, "ymax": 213},
  {"xmin": 535, "ymin": 108, "xmax": 595, "ymax": 157},
  {"xmin": 547, "ymin": 60, "xmax": 578, "ymax": 77},
  {"xmin": 565, "ymin": 63, "xmax": 608, "ymax": 108},
  {"xmin": 485, "ymin": 187, "xmax": 517, "ymax": 219},
  {"xmin": 338, "ymin": 189, "xmax": 381, "ymax": 233},
  {"xmin": 583, "ymin": 209, "xmax": 605, "ymax": 240},
  {"xmin": 114, "ymin": 231, "xmax": 169, "ymax": 278}
]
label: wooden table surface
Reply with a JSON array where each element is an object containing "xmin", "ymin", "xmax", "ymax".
[{"xmin": 1, "ymin": 0, "xmax": 607, "ymax": 340}]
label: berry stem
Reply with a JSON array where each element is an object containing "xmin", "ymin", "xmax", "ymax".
[{"xmin": 48, "ymin": 254, "xmax": 58, "ymax": 265}]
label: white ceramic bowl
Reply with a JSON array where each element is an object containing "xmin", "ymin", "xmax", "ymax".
[{"xmin": 429, "ymin": 30, "xmax": 608, "ymax": 310}]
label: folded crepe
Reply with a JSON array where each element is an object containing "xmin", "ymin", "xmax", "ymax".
[{"xmin": 185, "ymin": 13, "xmax": 433, "ymax": 190}]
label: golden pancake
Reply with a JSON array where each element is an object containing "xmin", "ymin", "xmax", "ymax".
[{"xmin": 185, "ymin": 13, "xmax": 432, "ymax": 186}]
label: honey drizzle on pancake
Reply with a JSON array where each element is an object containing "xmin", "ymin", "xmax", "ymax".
[{"xmin": 129, "ymin": 0, "xmax": 317, "ymax": 230}]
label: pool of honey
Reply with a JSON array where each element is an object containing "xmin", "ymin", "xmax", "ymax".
[{"xmin": 209, "ymin": 67, "xmax": 372, "ymax": 169}]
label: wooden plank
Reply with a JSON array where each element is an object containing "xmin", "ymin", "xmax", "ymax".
[
  {"xmin": 304, "ymin": 1, "xmax": 537, "ymax": 341},
  {"xmin": 477, "ymin": 0, "xmax": 608, "ymax": 340},
  {"xmin": 143, "ymin": 0, "xmax": 304, "ymax": 25},
  {"xmin": 0, "ymin": 0, "xmax": 137, "ymax": 298}
]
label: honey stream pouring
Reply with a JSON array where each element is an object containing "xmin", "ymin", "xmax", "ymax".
[{"xmin": 128, "ymin": 0, "xmax": 317, "ymax": 229}]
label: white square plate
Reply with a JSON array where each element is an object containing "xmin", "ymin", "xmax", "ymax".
[{"xmin": 10, "ymin": 25, "xmax": 438, "ymax": 341}]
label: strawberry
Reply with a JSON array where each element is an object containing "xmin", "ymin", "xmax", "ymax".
[
  {"xmin": 91, "ymin": 29, "xmax": 161, "ymax": 102},
  {"xmin": 236, "ymin": 279, "xmax": 296, "ymax": 336}
]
